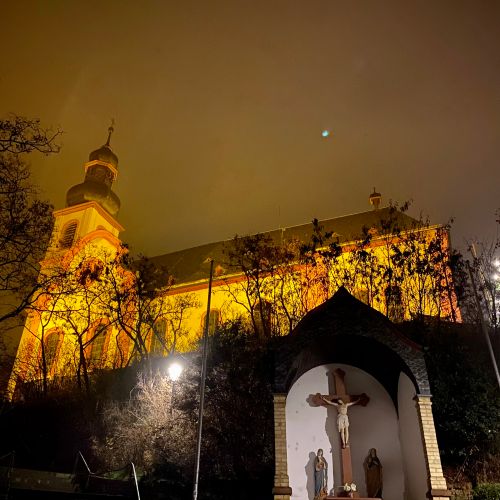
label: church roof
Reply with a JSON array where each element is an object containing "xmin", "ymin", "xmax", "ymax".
[
  {"xmin": 150, "ymin": 206, "xmax": 422, "ymax": 285},
  {"xmin": 288, "ymin": 286, "xmax": 420, "ymax": 350}
]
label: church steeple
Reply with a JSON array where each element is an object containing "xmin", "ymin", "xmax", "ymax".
[{"xmin": 66, "ymin": 123, "xmax": 121, "ymax": 216}]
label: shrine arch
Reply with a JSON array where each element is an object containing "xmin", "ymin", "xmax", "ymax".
[
  {"xmin": 277, "ymin": 333, "xmax": 421, "ymax": 410},
  {"xmin": 271, "ymin": 288, "xmax": 450, "ymax": 500}
]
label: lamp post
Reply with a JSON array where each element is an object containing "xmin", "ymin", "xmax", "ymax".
[{"xmin": 192, "ymin": 258, "xmax": 214, "ymax": 500}]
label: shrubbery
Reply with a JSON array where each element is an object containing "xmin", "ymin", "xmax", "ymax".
[
  {"xmin": 472, "ymin": 483, "xmax": 500, "ymax": 500},
  {"xmin": 420, "ymin": 322, "xmax": 500, "ymax": 483}
]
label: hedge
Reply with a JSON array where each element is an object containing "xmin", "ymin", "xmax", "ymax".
[{"xmin": 472, "ymin": 483, "xmax": 500, "ymax": 500}]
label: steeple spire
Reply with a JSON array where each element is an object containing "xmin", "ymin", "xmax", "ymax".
[
  {"xmin": 66, "ymin": 123, "xmax": 121, "ymax": 216},
  {"xmin": 106, "ymin": 118, "xmax": 115, "ymax": 147}
]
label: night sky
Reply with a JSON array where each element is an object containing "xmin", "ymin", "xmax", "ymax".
[{"xmin": 1, "ymin": 1, "xmax": 499, "ymax": 257}]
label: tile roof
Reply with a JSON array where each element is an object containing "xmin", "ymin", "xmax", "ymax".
[{"xmin": 150, "ymin": 207, "xmax": 421, "ymax": 285}]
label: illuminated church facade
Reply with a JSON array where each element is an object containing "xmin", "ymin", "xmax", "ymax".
[{"xmin": 8, "ymin": 131, "xmax": 455, "ymax": 499}]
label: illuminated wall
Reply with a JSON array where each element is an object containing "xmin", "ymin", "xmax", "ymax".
[
  {"xmin": 7, "ymin": 136, "xmax": 459, "ymax": 398},
  {"xmin": 9, "ymin": 220, "xmax": 460, "ymax": 399}
]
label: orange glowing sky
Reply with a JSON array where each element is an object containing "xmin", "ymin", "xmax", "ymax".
[{"xmin": 1, "ymin": 1, "xmax": 499, "ymax": 256}]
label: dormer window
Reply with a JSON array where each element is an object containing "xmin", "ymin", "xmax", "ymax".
[{"xmin": 59, "ymin": 220, "xmax": 78, "ymax": 249}]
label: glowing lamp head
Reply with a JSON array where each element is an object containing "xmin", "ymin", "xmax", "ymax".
[
  {"xmin": 321, "ymin": 130, "xmax": 330, "ymax": 138},
  {"xmin": 168, "ymin": 362, "xmax": 183, "ymax": 381}
]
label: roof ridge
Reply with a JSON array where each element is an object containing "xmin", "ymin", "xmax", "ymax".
[{"xmin": 151, "ymin": 206, "xmax": 405, "ymax": 260}]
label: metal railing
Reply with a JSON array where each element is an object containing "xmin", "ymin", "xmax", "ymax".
[{"xmin": 72, "ymin": 450, "xmax": 141, "ymax": 499}]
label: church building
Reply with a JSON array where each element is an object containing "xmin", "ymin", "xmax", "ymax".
[{"xmin": 8, "ymin": 130, "xmax": 454, "ymax": 499}]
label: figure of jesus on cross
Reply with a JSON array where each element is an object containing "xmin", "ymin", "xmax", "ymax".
[
  {"xmin": 313, "ymin": 368, "xmax": 370, "ymax": 498},
  {"xmin": 314, "ymin": 369, "xmax": 369, "ymax": 448},
  {"xmin": 321, "ymin": 396, "xmax": 360, "ymax": 448}
]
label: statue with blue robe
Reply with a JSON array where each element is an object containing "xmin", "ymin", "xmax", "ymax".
[{"xmin": 314, "ymin": 448, "xmax": 328, "ymax": 499}]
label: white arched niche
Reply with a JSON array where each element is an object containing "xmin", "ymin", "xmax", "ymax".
[{"xmin": 286, "ymin": 363, "xmax": 405, "ymax": 500}]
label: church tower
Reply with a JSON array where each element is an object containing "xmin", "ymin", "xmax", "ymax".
[
  {"xmin": 48, "ymin": 124, "xmax": 123, "ymax": 255},
  {"xmin": 6, "ymin": 126, "xmax": 126, "ymax": 400}
]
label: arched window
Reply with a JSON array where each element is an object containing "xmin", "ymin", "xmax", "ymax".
[
  {"xmin": 150, "ymin": 319, "xmax": 167, "ymax": 356},
  {"xmin": 255, "ymin": 300, "xmax": 272, "ymax": 337},
  {"xmin": 87, "ymin": 322, "xmax": 111, "ymax": 368},
  {"xmin": 59, "ymin": 220, "xmax": 78, "ymax": 249},
  {"xmin": 113, "ymin": 331, "xmax": 130, "ymax": 368},
  {"xmin": 43, "ymin": 330, "xmax": 62, "ymax": 373},
  {"xmin": 201, "ymin": 309, "xmax": 220, "ymax": 335},
  {"xmin": 385, "ymin": 285, "xmax": 404, "ymax": 323}
]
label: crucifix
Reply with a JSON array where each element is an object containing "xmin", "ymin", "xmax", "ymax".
[{"xmin": 313, "ymin": 368, "xmax": 370, "ymax": 499}]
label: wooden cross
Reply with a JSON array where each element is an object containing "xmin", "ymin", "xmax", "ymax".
[{"xmin": 313, "ymin": 368, "xmax": 369, "ymax": 498}]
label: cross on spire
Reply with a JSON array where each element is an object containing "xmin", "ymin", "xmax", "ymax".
[{"xmin": 106, "ymin": 118, "xmax": 115, "ymax": 147}]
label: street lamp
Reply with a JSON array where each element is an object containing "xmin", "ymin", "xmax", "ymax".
[{"xmin": 168, "ymin": 361, "xmax": 183, "ymax": 382}]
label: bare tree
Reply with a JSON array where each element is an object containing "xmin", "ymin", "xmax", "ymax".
[
  {"xmin": 14, "ymin": 245, "xmax": 122, "ymax": 395},
  {"xmin": 223, "ymin": 205, "xmax": 463, "ymax": 338},
  {"xmin": 223, "ymin": 233, "xmax": 285, "ymax": 338},
  {"xmin": 468, "ymin": 237, "xmax": 500, "ymax": 334},
  {"xmin": 55, "ymin": 258, "xmax": 112, "ymax": 394},
  {"xmin": 0, "ymin": 115, "xmax": 62, "ymax": 154},
  {"xmin": 100, "ymin": 249, "xmax": 199, "ymax": 366},
  {"xmin": 222, "ymin": 228, "xmax": 343, "ymax": 337},
  {"xmin": 11, "ymin": 264, "xmax": 75, "ymax": 396},
  {"xmin": 0, "ymin": 115, "xmax": 61, "ymax": 326},
  {"xmin": 92, "ymin": 370, "xmax": 196, "ymax": 474}
]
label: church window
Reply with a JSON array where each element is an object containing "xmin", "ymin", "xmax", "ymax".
[
  {"xmin": 87, "ymin": 322, "xmax": 111, "ymax": 368},
  {"xmin": 60, "ymin": 220, "xmax": 78, "ymax": 248},
  {"xmin": 201, "ymin": 309, "xmax": 220, "ymax": 335},
  {"xmin": 385, "ymin": 285, "xmax": 404, "ymax": 322},
  {"xmin": 150, "ymin": 319, "xmax": 167, "ymax": 355},
  {"xmin": 43, "ymin": 330, "xmax": 62, "ymax": 373},
  {"xmin": 255, "ymin": 300, "xmax": 272, "ymax": 337},
  {"xmin": 113, "ymin": 331, "xmax": 130, "ymax": 368}
]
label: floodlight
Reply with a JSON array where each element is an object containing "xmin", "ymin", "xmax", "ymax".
[{"xmin": 168, "ymin": 362, "xmax": 183, "ymax": 381}]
